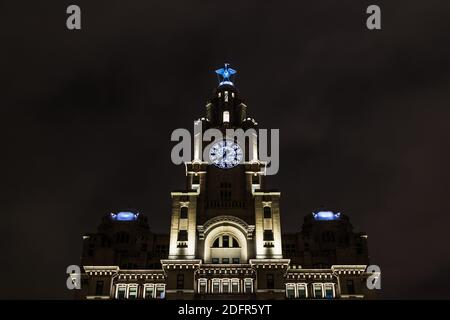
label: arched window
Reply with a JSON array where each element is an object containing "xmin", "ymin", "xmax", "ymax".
[{"xmin": 211, "ymin": 235, "xmax": 240, "ymax": 248}]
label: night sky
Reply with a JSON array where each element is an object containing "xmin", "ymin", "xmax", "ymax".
[{"xmin": 2, "ymin": 0, "xmax": 450, "ymax": 299}]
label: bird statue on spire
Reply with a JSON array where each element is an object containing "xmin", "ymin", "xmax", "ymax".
[{"xmin": 215, "ymin": 63, "xmax": 237, "ymax": 86}]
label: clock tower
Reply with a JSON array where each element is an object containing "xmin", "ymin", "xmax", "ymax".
[
  {"xmin": 78, "ymin": 64, "xmax": 374, "ymax": 300},
  {"xmin": 166, "ymin": 64, "xmax": 283, "ymax": 264},
  {"xmin": 160, "ymin": 64, "xmax": 288, "ymax": 299}
]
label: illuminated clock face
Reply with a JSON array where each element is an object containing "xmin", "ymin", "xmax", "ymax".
[{"xmin": 209, "ymin": 140, "xmax": 243, "ymax": 169}]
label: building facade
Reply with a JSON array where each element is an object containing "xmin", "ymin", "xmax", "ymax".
[{"xmin": 76, "ymin": 65, "xmax": 375, "ymax": 300}]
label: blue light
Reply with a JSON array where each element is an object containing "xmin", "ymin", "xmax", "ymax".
[
  {"xmin": 312, "ymin": 211, "xmax": 341, "ymax": 221},
  {"xmin": 110, "ymin": 211, "xmax": 139, "ymax": 221},
  {"xmin": 215, "ymin": 63, "xmax": 237, "ymax": 86}
]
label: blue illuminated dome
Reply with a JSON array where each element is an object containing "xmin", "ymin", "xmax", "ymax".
[
  {"xmin": 110, "ymin": 211, "xmax": 139, "ymax": 221},
  {"xmin": 312, "ymin": 210, "xmax": 341, "ymax": 221}
]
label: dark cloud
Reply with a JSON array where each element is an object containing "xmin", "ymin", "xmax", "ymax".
[{"xmin": 1, "ymin": 0, "xmax": 450, "ymax": 298}]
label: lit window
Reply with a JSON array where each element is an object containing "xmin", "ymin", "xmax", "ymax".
[
  {"xmin": 198, "ymin": 279, "xmax": 207, "ymax": 294},
  {"xmin": 212, "ymin": 281, "xmax": 220, "ymax": 293},
  {"xmin": 144, "ymin": 285, "xmax": 154, "ymax": 299},
  {"xmin": 244, "ymin": 279, "xmax": 253, "ymax": 293},
  {"xmin": 223, "ymin": 111, "xmax": 230, "ymax": 123},
  {"xmin": 313, "ymin": 284, "xmax": 323, "ymax": 298},
  {"xmin": 116, "ymin": 286, "xmax": 126, "ymax": 299},
  {"xmin": 231, "ymin": 280, "xmax": 239, "ymax": 293},
  {"xmin": 211, "ymin": 235, "xmax": 239, "ymax": 248},
  {"xmin": 297, "ymin": 284, "xmax": 308, "ymax": 298},
  {"xmin": 222, "ymin": 280, "xmax": 230, "ymax": 293},
  {"xmin": 325, "ymin": 284, "xmax": 334, "ymax": 299},
  {"xmin": 286, "ymin": 284, "xmax": 295, "ymax": 299},
  {"xmin": 128, "ymin": 285, "xmax": 138, "ymax": 299},
  {"xmin": 156, "ymin": 285, "xmax": 165, "ymax": 299}
]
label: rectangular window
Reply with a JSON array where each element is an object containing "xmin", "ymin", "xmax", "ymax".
[
  {"xmin": 117, "ymin": 286, "xmax": 126, "ymax": 299},
  {"xmin": 245, "ymin": 280, "xmax": 252, "ymax": 293},
  {"xmin": 346, "ymin": 279, "xmax": 355, "ymax": 294},
  {"xmin": 128, "ymin": 286, "xmax": 138, "ymax": 299},
  {"xmin": 297, "ymin": 285, "xmax": 307, "ymax": 298},
  {"xmin": 263, "ymin": 230, "xmax": 274, "ymax": 241},
  {"xmin": 212, "ymin": 281, "xmax": 220, "ymax": 293},
  {"xmin": 266, "ymin": 274, "xmax": 274, "ymax": 289},
  {"xmin": 231, "ymin": 280, "xmax": 239, "ymax": 293},
  {"xmin": 144, "ymin": 286, "xmax": 154, "ymax": 299},
  {"xmin": 212, "ymin": 258, "xmax": 220, "ymax": 264},
  {"xmin": 180, "ymin": 207, "xmax": 188, "ymax": 219},
  {"xmin": 325, "ymin": 286, "xmax": 334, "ymax": 299},
  {"xmin": 264, "ymin": 206, "xmax": 272, "ymax": 218},
  {"xmin": 232, "ymin": 258, "xmax": 240, "ymax": 264},
  {"xmin": 314, "ymin": 284, "xmax": 323, "ymax": 298},
  {"xmin": 222, "ymin": 236, "xmax": 229, "ymax": 248},
  {"xmin": 223, "ymin": 111, "xmax": 230, "ymax": 122},
  {"xmin": 222, "ymin": 258, "xmax": 229, "ymax": 264},
  {"xmin": 177, "ymin": 274, "xmax": 184, "ymax": 290},
  {"xmin": 222, "ymin": 281, "xmax": 229, "ymax": 294},
  {"xmin": 95, "ymin": 280, "xmax": 104, "ymax": 296},
  {"xmin": 177, "ymin": 230, "xmax": 188, "ymax": 241},
  {"xmin": 156, "ymin": 286, "xmax": 165, "ymax": 299},
  {"xmin": 199, "ymin": 281, "xmax": 207, "ymax": 294},
  {"xmin": 286, "ymin": 285, "xmax": 295, "ymax": 299}
]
